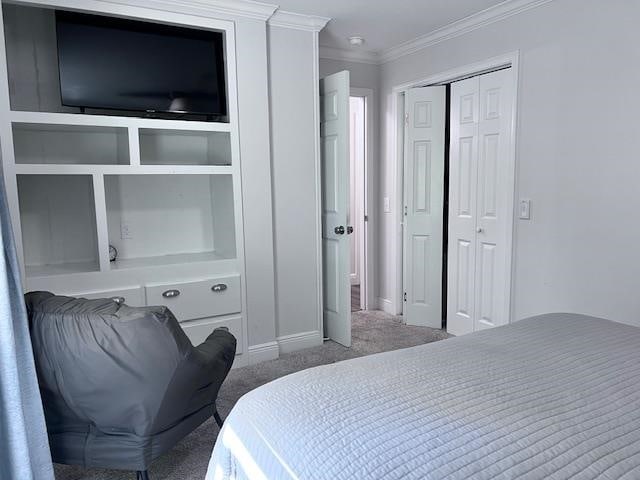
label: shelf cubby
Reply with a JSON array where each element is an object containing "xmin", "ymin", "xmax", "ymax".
[
  {"xmin": 13, "ymin": 123, "xmax": 129, "ymax": 165},
  {"xmin": 104, "ymin": 174, "xmax": 236, "ymax": 269},
  {"xmin": 17, "ymin": 174, "xmax": 100, "ymax": 277},
  {"xmin": 139, "ymin": 128, "xmax": 232, "ymax": 166}
]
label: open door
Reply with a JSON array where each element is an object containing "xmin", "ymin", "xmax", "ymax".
[
  {"xmin": 320, "ymin": 71, "xmax": 351, "ymax": 347},
  {"xmin": 403, "ymin": 86, "xmax": 446, "ymax": 328}
]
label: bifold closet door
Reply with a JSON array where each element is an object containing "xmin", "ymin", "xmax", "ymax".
[
  {"xmin": 447, "ymin": 69, "xmax": 514, "ymax": 336},
  {"xmin": 403, "ymin": 86, "xmax": 446, "ymax": 328}
]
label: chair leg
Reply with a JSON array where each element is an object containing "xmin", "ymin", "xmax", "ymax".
[
  {"xmin": 136, "ymin": 471, "xmax": 150, "ymax": 480},
  {"xmin": 214, "ymin": 409, "xmax": 224, "ymax": 428}
]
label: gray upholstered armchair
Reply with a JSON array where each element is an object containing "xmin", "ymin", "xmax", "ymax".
[{"xmin": 25, "ymin": 291, "xmax": 236, "ymax": 480}]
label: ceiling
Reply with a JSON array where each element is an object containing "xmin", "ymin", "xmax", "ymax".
[{"xmin": 273, "ymin": 0, "xmax": 509, "ymax": 53}]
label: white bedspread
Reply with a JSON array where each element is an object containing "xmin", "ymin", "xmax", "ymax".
[{"xmin": 206, "ymin": 314, "xmax": 640, "ymax": 480}]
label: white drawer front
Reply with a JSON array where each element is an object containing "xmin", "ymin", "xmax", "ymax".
[
  {"xmin": 145, "ymin": 275, "xmax": 241, "ymax": 322},
  {"xmin": 70, "ymin": 287, "xmax": 145, "ymax": 307},
  {"xmin": 181, "ymin": 316, "xmax": 243, "ymax": 354}
]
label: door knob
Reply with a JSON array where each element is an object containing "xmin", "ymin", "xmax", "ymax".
[
  {"xmin": 347, "ymin": 226, "xmax": 354, "ymax": 234},
  {"xmin": 476, "ymin": 227, "xmax": 483, "ymax": 233},
  {"xmin": 334, "ymin": 226, "xmax": 345, "ymax": 235}
]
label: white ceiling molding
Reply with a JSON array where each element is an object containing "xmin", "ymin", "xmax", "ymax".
[
  {"xmin": 378, "ymin": 0, "xmax": 554, "ymax": 63},
  {"xmin": 269, "ymin": 10, "xmax": 330, "ymax": 32},
  {"xmin": 105, "ymin": 0, "xmax": 278, "ymax": 21},
  {"xmin": 318, "ymin": 45, "xmax": 380, "ymax": 65}
]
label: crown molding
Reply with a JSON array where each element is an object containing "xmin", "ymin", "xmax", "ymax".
[
  {"xmin": 101, "ymin": 0, "xmax": 278, "ymax": 21},
  {"xmin": 318, "ymin": 45, "xmax": 380, "ymax": 65},
  {"xmin": 268, "ymin": 10, "xmax": 330, "ymax": 32},
  {"xmin": 379, "ymin": 0, "xmax": 554, "ymax": 64}
]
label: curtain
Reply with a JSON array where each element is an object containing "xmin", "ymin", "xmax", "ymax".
[{"xmin": 0, "ymin": 168, "xmax": 53, "ymax": 479}]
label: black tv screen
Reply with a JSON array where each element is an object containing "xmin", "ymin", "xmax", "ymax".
[{"xmin": 56, "ymin": 11, "xmax": 227, "ymax": 118}]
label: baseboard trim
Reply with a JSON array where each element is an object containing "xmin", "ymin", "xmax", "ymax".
[
  {"xmin": 247, "ymin": 341, "xmax": 279, "ymax": 365},
  {"xmin": 377, "ymin": 297, "xmax": 394, "ymax": 314},
  {"xmin": 277, "ymin": 330, "xmax": 323, "ymax": 354}
]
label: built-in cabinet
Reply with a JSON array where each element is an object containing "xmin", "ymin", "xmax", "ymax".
[{"xmin": 0, "ymin": 2, "xmax": 249, "ymax": 365}]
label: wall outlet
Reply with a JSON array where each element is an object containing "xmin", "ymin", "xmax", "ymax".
[{"xmin": 120, "ymin": 222, "xmax": 133, "ymax": 240}]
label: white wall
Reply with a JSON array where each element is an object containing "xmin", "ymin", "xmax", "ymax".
[
  {"xmin": 269, "ymin": 26, "xmax": 322, "ymax": 342},
  {"xmin": 319, "ymin": 58, "xmax": 378, "ymax": 91},
  {"xmin": 379, "ymin": 0, "xmax": 640, "ymax": 325}
]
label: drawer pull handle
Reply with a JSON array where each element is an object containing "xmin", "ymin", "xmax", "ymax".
[
  {"xmin": 110, "ymin": 296, "xmax": 125, "ymax": 305},
  {"xmin": 162, "ymin": 289, "xmax": 181, "ymax": 298},
  {"xmin": 211, "ymin": 283, "xmax": 228, "ymax": 293}
]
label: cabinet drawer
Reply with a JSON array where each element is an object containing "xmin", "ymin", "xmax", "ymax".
[
  {"xmin": 70, "ymin": 287, "xmax": 145, "ymax": 307},
  {"xmin": 145, "ymin": 275, "xmax": 241, "ymax": 321},
  {"xmin": 181, "ymin": 316, "xmax": 243, "ymax": 354}
]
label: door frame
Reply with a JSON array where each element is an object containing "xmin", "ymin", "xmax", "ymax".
[
  {"xmin": 392, "ymin": 51, "xmax": 520, "ymax": 323},
  {"xmin": 350, "ymin": 87, "xmax": 375, "ymax": 311}
]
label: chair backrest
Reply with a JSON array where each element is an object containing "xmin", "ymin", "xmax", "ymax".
[{"xmin": 26, "ymin": 291, "xmax": 191, "ymax": 437}]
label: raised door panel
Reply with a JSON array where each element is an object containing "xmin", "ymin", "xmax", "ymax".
[
  {"xmin": 322, "ymin": 240, "xmax": 340, "ymax": 314},
  {"xmin": 475, "ymin": 242, "xmax": 497, "ymax": 330},
  {"xmin": 455, "ymin": 240, "xmax": 472, "ymax": 319},
  {"xmin": 456, "ymin": 136, "xmax": 474, "ymax": 218},
  {"xmin": 410, "ymin": 235, "xmax": 431, "ymax": 306},
  {"xmin": 322, "ymin": 135, "xmax": 339, "ymax": 214},
  {"xmin": 412, "ymin": 140, "xmax": 432, "ymax": 215},
  {"xmin": 478, "ymin": 133, "xmax": 499, "ymax": 220},
  {"xmin": 460, "ymin": 94, "xmax": 476, "ymax": 124},
  {"xmin": 414, "ymin": 101, "xmax": 433, "ymax": 128}
]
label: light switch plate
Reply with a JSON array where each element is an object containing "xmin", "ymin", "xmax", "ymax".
[
  {"xmin": 383, "ymin": 197, "xmax": 391, "ymax": 213},
  {"xmin": 519, "ymin": 199, "xmax": 531, "ymax": 220}
]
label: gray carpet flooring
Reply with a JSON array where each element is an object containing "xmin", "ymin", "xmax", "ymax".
[
  {"xmin": 351, "ymin": 284, "xmax": 360, "ymax": 311},
  {"xmin": 54, "ymin": 310, "xmax": 450, "ymax": 480}
]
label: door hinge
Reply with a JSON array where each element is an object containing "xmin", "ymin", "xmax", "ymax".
[
  {"xmin": 364, "ymin": 215, "xmax": 368, "ymax": 222},
  {"xmin": 404, "ymin": 292, "xmax": 407, "ymax": 302},
  {"xmin": 405, "ymin": 113, "xmax": 409, "ymax": 125},
  {"xmin": 404, "ymin": 205, "xmax": 408, "ymax": 216}
]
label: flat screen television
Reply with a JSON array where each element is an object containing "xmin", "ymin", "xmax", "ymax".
[{"xmin": 55, "ymin": 11, "xmax": 227, "ymax": 118}]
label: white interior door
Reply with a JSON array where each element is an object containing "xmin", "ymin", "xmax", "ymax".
[
  {"xmin": 320, "ymin": 70, "xmax": 351, "ymax": 347},
  {"xmin": 402, "ymin": 86, "xmax": 446, "ymax": 328},
  {"xmin": 447, "ymin": 68, "xmax": 514, "ymax": 336},
  {"xmin": 349, "ymin": 96, "xmax": 363, "ymax": 286}
]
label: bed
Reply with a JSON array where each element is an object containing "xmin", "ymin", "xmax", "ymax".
[{"xmin": 206, "ymin": 313, "xmax": 640, "ymax": 480}]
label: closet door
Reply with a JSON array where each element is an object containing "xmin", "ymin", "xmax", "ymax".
[
  {"xmin": 403, "ymin": 86, "xmax": 446, "ymax": 328},
  {"xmin": 447, "ymin": 69, "xmax": 514, "ymax": 336},
  {"xmin": 474, "ymin": 69, "xmax": 514, "ymax": 331},
  {"xmin": 447, "ymin": 76, "xmax": 480, "ymax": 336}
]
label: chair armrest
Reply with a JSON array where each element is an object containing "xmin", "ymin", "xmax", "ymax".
[{"xmin": 194, "ymin": 328, "xmax": 237, "ymax": 368}]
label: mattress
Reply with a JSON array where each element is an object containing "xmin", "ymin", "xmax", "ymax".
[{"xmin": 206, "ymin": 314, "xmax": 640, "ymax": 480}]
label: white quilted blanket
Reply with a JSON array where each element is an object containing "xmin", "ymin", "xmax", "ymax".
[{"xmin": 206, "ymin": 314, "xmax": 640, "ymax": 480}]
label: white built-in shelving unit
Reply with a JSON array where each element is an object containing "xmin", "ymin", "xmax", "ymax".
[{"xmin": 0, "ymin": 1, "xmax": 249, "ymax": 365}]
